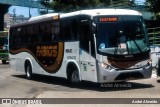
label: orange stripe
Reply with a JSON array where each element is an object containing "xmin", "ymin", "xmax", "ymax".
[{"xmin": 10, "ymin": 42, "xmax": 64, "ymax": 73}]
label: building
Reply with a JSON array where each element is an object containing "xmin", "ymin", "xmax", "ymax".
[
  {"xmin": 4, "ymin": 13, "xmax": 10, "ymax": 30},
  {"xmin": 4, "ymin": 13, "xmax": 29, "ymax": 30}
]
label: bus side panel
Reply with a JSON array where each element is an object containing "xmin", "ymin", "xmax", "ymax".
[
  {"xmin": 9, "ymin": 52, "xmax": 44, "ymax": 75},
  {"xmin": 49, "ymin": 41, "xmax": 80, "ymax": 78},
  {"xmin": 9, "ymin": 52, "xmax": 24, "ymax": 73},
  {"xmin": 9, "ymin": 54, "xmax": 19, "ymax": 72},
  {"xmin": 79, "ymin": 49, "xmax": 98, "ymax": 82}
]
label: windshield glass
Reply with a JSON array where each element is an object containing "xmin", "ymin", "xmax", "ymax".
[
  {"xmin": 0, "ymin": 37, "xmax": 8, "ymax": 50},
  {"xmin": 96, "ymin": 16, "xmax": 149, "ymax": 56}
]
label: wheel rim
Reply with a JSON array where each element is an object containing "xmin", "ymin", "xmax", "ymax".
[
  {"xmin": 26, "ymin": 66, "xmax": 31, "ymax": 78},
  {"xmin": 71, "ymin": 71, "xmax": 79, "ymax": 83}
]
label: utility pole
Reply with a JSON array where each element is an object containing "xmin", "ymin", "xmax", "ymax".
[
  {"xmin": 12, "ymin": 8, "xmax": 16, "ymax": 24},
  {"xmin": 29, "ymin": 8, "xmax": 31, "ymax": 18},
  {"xmin": 29, "ymin": 0, "xmax": 33, "ymax": 18}
]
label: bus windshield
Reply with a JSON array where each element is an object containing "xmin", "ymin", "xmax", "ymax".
[
  {"xmin": 0, "ymin": 31, "xmax": 8, "ymax": 50},
  {"xmin": 96, "ymin": 16, "xmax": 149, "ymax": 56}
]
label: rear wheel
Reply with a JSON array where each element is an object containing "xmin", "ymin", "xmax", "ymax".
[
  {"xmin": 25, "ymin": 63, "xmax": 33, "ymax": 79},
  {"xmin": 157, "ymin": 59, "xmax": 160, "ymax": 77}
]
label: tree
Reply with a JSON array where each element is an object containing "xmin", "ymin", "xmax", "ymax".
[
  {"xmin": 146, "ymin": 0, "xmax": 160, "ymax": 20},
  {"xmin": 39, "ymin": 0, "xmax": 50, "ymax": 14},
  {"xmin": 39, "ymin": 0, "xmax": 135, "ymax": 13},
  {"xmin": 40, "ymin": 0, "xmax": 105, "ymax": 13}
]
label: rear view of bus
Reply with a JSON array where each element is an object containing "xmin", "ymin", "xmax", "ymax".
[
  {"xmin": 0, "ymin": 31, "xmax": 8, "ymax": 64},
  {"xmin": 94, "ymin": 10, "xmax": 152, "ymax": 83}
]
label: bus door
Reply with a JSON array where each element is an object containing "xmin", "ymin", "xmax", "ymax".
[{"xmin": 79, "ymin": 16, "xmax": 97, "ymax": 82}]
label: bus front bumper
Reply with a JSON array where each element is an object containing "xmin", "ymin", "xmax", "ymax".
[{"xmin": 97, "ymin": 63, "xmax": 152, "ymax": 83}]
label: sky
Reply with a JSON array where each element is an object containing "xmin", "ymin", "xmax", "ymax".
[
  {"xmin": 8, "ymin": 0, "xmax": 146, "ymax": 18},
  {"xmin": 8, "ymin": 6, "xmax": 40, "ymax": 18},
  {"xmin": 135, "ymin": 0, "xmax": 146, "ymax": 5}
]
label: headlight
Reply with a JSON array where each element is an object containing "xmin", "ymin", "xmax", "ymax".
[
  {"xmin": 100, "ymin": 62, "xmax": 107, "ymax": 68},
  {"xmin": 134, "ymin": 59, "xmax": 151, "ymax": 68},
  {"xmin": 145, "ymin": 60, "xmax": 152, "ymax": 67},
  {"xmin": 99, "ymin": 62, "xmax": 114, "ymax": 70}
]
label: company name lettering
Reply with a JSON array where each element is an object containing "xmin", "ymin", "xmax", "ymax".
[{"xmin": 36, "ymin": 46, "xmax": 57, "ymax": 57}]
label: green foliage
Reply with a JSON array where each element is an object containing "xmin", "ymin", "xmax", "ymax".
[
  {"xmin": 39, "ymin": 0, "xmax": 135, "ymax": 13},
  {"xmin": 146, "ymin": 0, "xmax": 160, "ymax": 20},
  {"xmin": 48, "ymin": 0, "xmax": 105, "ymax": 12}
]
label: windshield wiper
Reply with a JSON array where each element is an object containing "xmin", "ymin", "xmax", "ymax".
[
  {"xmin": 131, "ymin": 38, "xmax": 142, "ymax": 53},
  {"xmin": 114, "ymin": 47, "xmax": 118, "ymax": 55}
]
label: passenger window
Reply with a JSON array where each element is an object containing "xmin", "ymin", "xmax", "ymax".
[{"xmin": 79, "ymin": 17, "xmax": 91, "ymax": 53}]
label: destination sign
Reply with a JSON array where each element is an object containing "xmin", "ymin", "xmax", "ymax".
[{"xmin": 99, "ymin": 17, "xmax": 118, "ymax": 22}]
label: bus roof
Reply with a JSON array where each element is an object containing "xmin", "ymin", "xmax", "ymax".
[
  {"xmin": 11, "ymin": 9, "xmax": 142, "ymax": 27},
  {"xmin": 29, "ymin": 8, "xmax": 142, "ymax": 21},
  {"xmin": 29, "ymin": 13, "xmax": 59, "ymax": 22},
  {"xmin": 60, "ymin": 9, "xmax": 142, "ymax": 18}
]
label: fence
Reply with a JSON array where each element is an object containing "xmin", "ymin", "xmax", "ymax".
[{"xmin": 148, "ymin": 27, "xmax": 160, "ymax": 45}]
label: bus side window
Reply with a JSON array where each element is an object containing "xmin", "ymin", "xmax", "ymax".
[
  {"xmin": 61, "ymin": 18, "xmax": 78, "ymax": 42},
  {"xmin": 39, "ymin": 24, "xmax": 45, "ymax": 42},
  {"xmin": 79, "ymin": 17, "xmax": 91, "ymax": 53},
  {"xmin": 32, "ymin": 24, "xmax": 39, "ymax": 43},
  {"xmin": 51, "ymin": 22, "xmax": 59, "ymax": 41},
  {"xmin": 26, "ymin": 26, "xmax": 33, "ymax": 43},
  {"xmin": 71, "ymin": 19, "xmax": 78, "ymax": 40},
  {"xmin": 12, "ymin": 29, "xmax": 17, "ymax": 44},
  {"xmin": 61, "ymin": 19, "xmax": 72, "ymax": 41},
  {"xmin": 14, "ymin": 27, "xmax": 22, "ymax": 45},
  {"xmin": 10, "ymin": 29, "xmax": 14, "ymax": 46},
  {"xmin": 44, "ymin": 23, "xmax": 51, "ymax": 42},
  {"xmin": 17, "ymin": 27, "xmax": 22, "ymax": 44}
]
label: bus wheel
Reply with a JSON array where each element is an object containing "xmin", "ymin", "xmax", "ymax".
[
  {"xmin": 2, "ymin": 60, "xmax": 6, "ymax": 64},
  {"xmin": 70, "ymin": 70, "xmax": 80, "ymax": 84},
  {"xmin": 157, "ymin": 59, "xmax": 160, "ymax": 77},
  {"xmin": 67, "ymin": 65, "xmax": 80, "ymax": 86},
  {"xmin": 25, "ymin": 63, "xmax": 33, "ymax": 79}
]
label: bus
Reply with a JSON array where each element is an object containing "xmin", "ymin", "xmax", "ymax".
[
  {"xmin": 9, "ymin": 9, "xmax": 152, "ymax": 84},
  {"xmin": 0, "ymin": 31, "xmax": 9, "ymax": 64}
]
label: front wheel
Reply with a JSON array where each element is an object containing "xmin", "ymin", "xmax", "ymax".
[
  {"xmin": 70, "ymin": 70, "xmax": 80, "ymax": 84},
  {"xmin": 25, "ymin": 63, "xmax": 33, "ymax": 79},
  {"xmin": 2, "ymin": 60, "xmax": 6, "ymax": 64},
  {"xmin": 67, "ymin": 66, "xmax": 81, "ymax": 87}
]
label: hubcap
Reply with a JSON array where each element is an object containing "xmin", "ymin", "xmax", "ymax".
[
  {"xmin": 26, "ymin": 66, "xmax": 31, "ymax": 78},
  {"xmin": 71, "ymin": 71, "xmax": 79, "ymax": 83}
]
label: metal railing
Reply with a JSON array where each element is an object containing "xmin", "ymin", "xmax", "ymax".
[{"xmin": 148, "ymin": 27, "xmax": 160, "ymax": 45}]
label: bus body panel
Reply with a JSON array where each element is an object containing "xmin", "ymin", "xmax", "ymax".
[
  {"xmin": 9, "ymin": 52, "xmax": 43, "ymax": 74},
  {"xmin": 48, "ymin": 42, "xmax": 80, "ymax": 78},
  {"xmin": 9, "ymin": 9, "xmax": 152, "ymax": 83},
  {"xmin": 79, "ymin": 49, "xmax": 98, "ymax": 82},
  {"xmin": 97, "ymin": 58, "xmax": 152, "ymax": 83}
]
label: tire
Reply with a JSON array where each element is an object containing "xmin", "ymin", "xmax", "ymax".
[
  {"xmin": 70, "ymin": 70, "xmax": 80, "ymax": 84},
  {"xmin": 67, "ymin": 65, "xmax": 80, "ymax": 86},
  {"xmin": 2, "ymin": 60, "xmax": 6, "ymax": 64},
  {"xmin": 157, "ymin": 59, "xmax": 160, "ymax": 77},
  {"xmin": 25, "ymin": 63, "xmax": 33, "ymax": 79}
]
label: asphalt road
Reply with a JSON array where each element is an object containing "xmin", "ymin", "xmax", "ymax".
[{"xmin": 0, "ymin": 62, "xmax": 160, "ymax": 107}]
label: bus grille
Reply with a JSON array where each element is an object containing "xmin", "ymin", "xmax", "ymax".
[{"xmin": 115, "ymin": 72, "xmax": 144, "ymax": 81}]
